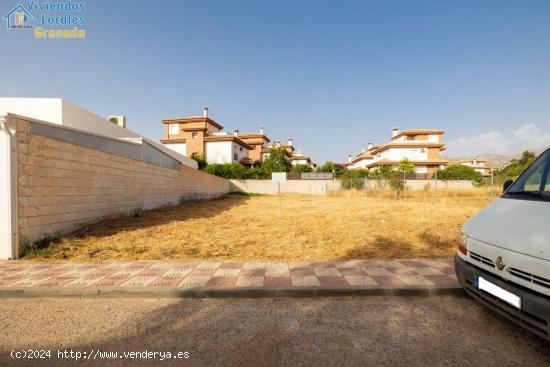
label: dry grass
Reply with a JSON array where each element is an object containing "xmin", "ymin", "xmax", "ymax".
[{"xmin": 23, "ymin": 189, "xmax": 496, "ymax": 261}]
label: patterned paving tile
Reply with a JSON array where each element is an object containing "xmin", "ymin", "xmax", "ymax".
[
  {"xmin": 377, "ymin": 260, "xmax": 404, "ymax": 268},
  {"xmin": 370, "ymin": 276, "xmax": 407, "ymax": 287},
  {"xmin": 338, "ymin": 268, "xmax": 366, "ymax": 276},
  {"xmin": 363, "ymin": 267, "xmax": 393, "ymax": 277},
  {"xmin": 178, "ymin": 276, "xmax": 211, "ymax": 288},
  {"xmin": 0, "ymin": 259, "xmax": 459, "ymax": 291},
  {"xmin": 421, "ymin": 260, "xmax": 452, "ymax": 267},
  {"xmin": 195, "ymin": 261, "xmax": 222, "ymax": 270},
  {"xmin": 207, "ymin": 277, "xmax": 237, "ymax": 287},
  {"xmin": 264, "ymin": 277, "xmax": 292, "ymax": 287},
  {"xmin": 344, "ymin": 275, "xmax": 378, "ymax": 287},
  {"xmin": 214, "ymin": 268, "xmax": 241, "ymax": 278},
  {"xmin": 37, "ymin": 277, "xmax": 76, "ymax": 287},
  {"xmin": 149, "ymin": 277, "xmax": 185, "ymax": 287},
  {"xmin": 188, "ymin": 269, "xmax": 217, "ymax": 277},
  {"xmin": 290, "ymin": 269, "xmax": 316, "ymax": 277},
  {"xmin": 8, "ymin": 276, "xmax": 53, "ymax": 287},
  {"xmin": 317, "ymin": 276, "xmax": 349, "ymax": 287},
  {"xmin": 265, "ymin": 264, "xmax": 290, "ymax": 277},
  {"xmin": 242, "ymin": 262, "xmax": 266, "ymax": 270},
  {"xmin": 240, "ymin": 268, "xmax": 265, "ymax": 277},
  {"xmin": 220, "ymin": 261, "xmax": 245, "ymax": 269},
  {"xmin": 410, "ymin": 267, "xmax": 446, "ymax": 276},
  {"xmin": 333, "ymin": 260, "xmax": 361, "ymax": 269},
  {"xmin": 64, "ymin": 277, "xmax": 104, "ymax": 287},
  {"xmin": 88, "ymin": 276, "xmax": 129, "ymax": 287},
  {"xmin": 291, "ymin": 275, "xmax": 321, "ymax": 287},
  {"xmin": 162, "ymin": 269, "xmax": 193, "ymax": 278},
  {"xmin": 398, "ymin": 260, "xmax": 428, "ymax": 267},
  {"xmin": 397, "ymin": 275, "xmax": 435, "ymax": 286},
  {"xmin": 235, "ymin": 276, "xmax": 264, "ymax": 287},
  {"xmin": 386, "ymin": 267, "xmax": 419, "ymax": 276},
  {"xmin": 422, "ymin": 275, "xmax": 459, "ymax": 286},
  {"xmin": 120, "ymin": 276, "xmax": 158, "ymax": 287},
  {"xmin": 313, "ymin": 268, "xmax": 342, "ymax": 277}
]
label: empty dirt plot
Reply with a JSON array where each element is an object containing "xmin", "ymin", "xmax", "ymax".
[{"xmin": 23, "ymin": 190, "xmax": 495, "ymax": 260}]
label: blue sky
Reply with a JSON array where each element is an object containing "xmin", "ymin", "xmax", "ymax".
[{"xmin": 1, "ymin": 0, "xmax": 550, "ymax": 162}]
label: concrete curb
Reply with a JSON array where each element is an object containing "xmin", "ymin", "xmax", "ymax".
[{"xmin": 0, "ymin": 285, "xmax": 466, "ymax": 299}]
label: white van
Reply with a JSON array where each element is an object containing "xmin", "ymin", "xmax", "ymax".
[{"xmin": 455, "ymin": 148, "xmax": 550, "ymax": 340}]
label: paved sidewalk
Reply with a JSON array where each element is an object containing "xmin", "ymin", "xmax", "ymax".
[{"xmin": 0, "ymin": 259, "xmax": 460, "ymax": 298}]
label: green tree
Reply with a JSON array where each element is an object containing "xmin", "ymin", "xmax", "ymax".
[
  {"xmin": 388, "ymin": 171, "xmax": 406, "ymax": 197},
  {"xmin": 204, "ymin": 163, "xmax": 247, "ymax": 179},
  {"xmin": 290, "ymin": 164, "xmax": 313, "ymax": 173},
  {"xmin": 497, "ymin": 151, "xmax": 537, "ymax": 179},
  {"xmin": 369, "ymin": 165, "xmax": 393, "ymax": 180},
  {"xmin": 340, "ymin": 169, "xmax": 368, "ymax": 190},
  {"xmin": 436, "ymin": 164, "xmax": 482, "ymax": 184},
  {"xmin": 191, "ymin": 153, "xmax": 207, "ymax": 170},
  {"xmin": 317, "ymin": 161, "xmax": 348, "ymax": 176},
  {"xmin": 397, "ymin": 158, "xmax": 415, "ymax": 174},
  {"xmin": 261, "ymin": 148, "xmax": 292, "ymax": 173},
  {"xmin": 317, "ymin": 161, "xmax": 337, "ymax": 173}
]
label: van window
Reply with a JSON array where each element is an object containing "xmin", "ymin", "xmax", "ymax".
[{"xmin": 505, "ymin": 149, "xmax": 550, "ymax": 201}]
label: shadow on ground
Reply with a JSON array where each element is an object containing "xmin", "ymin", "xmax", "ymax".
[
  {"xmin": 0, "ymin": 296, "xmax": 548, "ymax": 367},
  {"xmin": 21, "ymin": 194, "xmax": 250, "ymax": 260}
]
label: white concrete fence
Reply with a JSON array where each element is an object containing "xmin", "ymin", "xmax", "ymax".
[{"xmin": 229, "ymin": 179, "xmax": 475, "ymax": 196}]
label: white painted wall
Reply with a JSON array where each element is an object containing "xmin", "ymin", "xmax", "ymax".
[
  {"xmin": 0, "ymin": 123, "xmax": 13, "ymax": 259},
  {"xmin": 232, "ymin": 143, "xmax": 248, "ymax": 163},
  {"xmin": 0, "ymin": 98, "xmax": 197, "ymax": 169},
  {"xmin": 166, "ymin": 143, "xmax": 186, "ymax": 156},
  {"xmin": 376, "ymin": 147, "xmax": 428, "ymax": 161},
  {"xmin": 206, "ymin": 141, "xmax": 233, "ymax": 164},
  {"xmin": 229, "ymin": 179, "xmax": 474, "ymax": 195},
  {"xmin": 291, "ymin": 159, "xmax": 308, "ymax": 166},
  {"xmin": 351, "ymin": 159, "xmax": 372, "ymax": 169}
]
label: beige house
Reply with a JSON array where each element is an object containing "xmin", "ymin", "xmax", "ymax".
[
  {"xmin": 238, "ymin": 127, "xmax": 271, "ymax": 167},
  {"xmin": 460, "ymin": 158, "xmax": 491, "ymax": 177},
  {"xmin": 161, "ymin": 107, "xmax": 252, "ymax": 165},
  {"xmin": 349, "ymin": 128, "xmax": 449, "ymax": 175}
]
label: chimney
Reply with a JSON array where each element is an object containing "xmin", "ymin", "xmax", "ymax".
[
  {"xmin": 108, "ymin": 115, "xmax": 126, "ymax": 128},
  {"xmin": 202, "ymin": 106, "xmax": 209, "ymax": 118},
  {"xmin": 288, "ymin": 138, "xmax": 293, "ymax": 146},
  {"xmin": 391, "ymin": 127, "xmax": 399, "ymax": 137},
  {"xmin": 233, "ymin": 129, "xmax": 239, "ymax": 137},
  {"xmin": 367, "ymin": 142, "xmax": 373, "ymax": 150},
  {"xmin": 361, "ymin": 148, "xmax": 365, "ymax": 154},
  {"xmin": 348, "ymin": 154, "xmax": 352, "ymax": 163},
  {"xmin": 259, "ymin": 124, "xmax": 264, "ymax": 135}
]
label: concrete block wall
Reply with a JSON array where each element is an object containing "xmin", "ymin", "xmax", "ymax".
[{"xmin": 15, "ymin": 118, "xmax": 229, "ymax": 253}]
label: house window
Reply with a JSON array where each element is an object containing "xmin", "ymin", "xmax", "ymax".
[
  {"xmin": 233, "ymin": 153, "xmax": 238, "ymax": 161},
  {"xmin": 169, "ymin": 124, "xmax": 179, "ymax": 135},
  {"xmin": 192, "ymin": 132, "xmax": 198, "ymax": 139},
  {"xmin": 239, "ymin": 147, "xmax": 243, "ymax": 152},
  {"xmin": 407, "ymin": 135, "xmax": 416, "ymax": 141}
]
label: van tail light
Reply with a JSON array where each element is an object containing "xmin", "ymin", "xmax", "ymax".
[{"xmin": 458, "ymin": 235, "xmax": 468, "ymax": 256}]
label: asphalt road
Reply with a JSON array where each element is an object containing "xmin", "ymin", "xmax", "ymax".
[{"xmin": 0, "ymin": 296, "xmax": 548, "ymax": 367}]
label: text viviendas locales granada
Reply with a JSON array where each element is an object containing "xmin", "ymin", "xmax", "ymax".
[{"xmin": 29, "ymin": 1, "xmax": 86, "ymax": 39}]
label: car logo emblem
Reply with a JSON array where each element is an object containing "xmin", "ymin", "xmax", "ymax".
[{"xmin": 495, "ymin": 256, "xmax": 505, "ymax": 271}]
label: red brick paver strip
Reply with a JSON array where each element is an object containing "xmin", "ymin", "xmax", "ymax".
[{"xmin": 0, "ymin": 259, "xmax": 460, "ymax": 298}]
